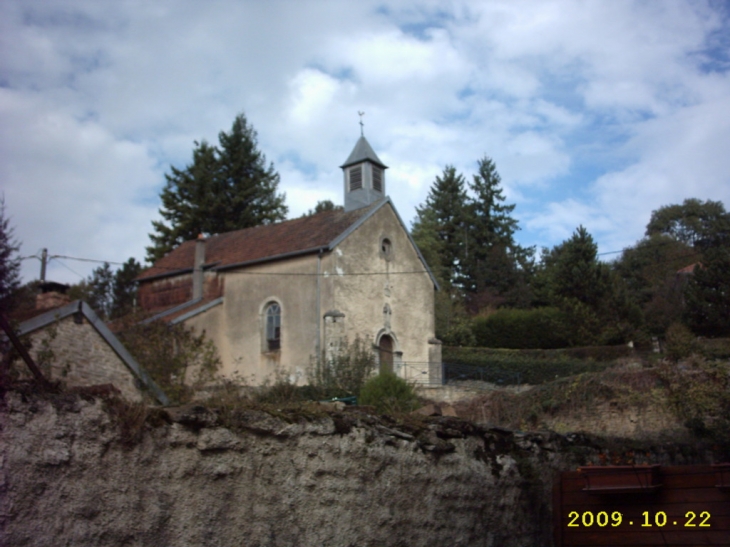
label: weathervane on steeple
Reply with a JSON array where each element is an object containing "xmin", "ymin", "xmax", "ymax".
[{"xmin": 358, "ymin": 111, "xmax": 365, "ymax": 136}]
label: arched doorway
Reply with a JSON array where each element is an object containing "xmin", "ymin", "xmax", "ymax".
[{"xmin": 378, "ymin": 334, "xmax": 394, "ymax": 374}]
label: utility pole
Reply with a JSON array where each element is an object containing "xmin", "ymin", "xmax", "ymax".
[{"xmin": 40, "ymin": 248, "xmax": 48, "ymax": 282}]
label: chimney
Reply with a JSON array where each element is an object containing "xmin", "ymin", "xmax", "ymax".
[
  {"xmin": 193, "ymin": 234, "xmax": 206, "ymax": 300},
  {"xmin": 36, "ymin": 281, "xmax": 71, "ymax": 310}
]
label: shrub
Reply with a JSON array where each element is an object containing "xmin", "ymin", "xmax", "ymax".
[
  {"xmin": 117, "ymin": 316, "xmax": 221, "ymax": 403},
  {"xmin": 656, "ymin": 356, "xmax": 730, "ymax": 450},
  {"xmin": 664, "ymin": 322, "xmax": 699, "ymax": 361},
  {"xmin": 359, "ymin": 372, "xmax": 419, "ymax": 414},
  {"xmin": 308, "ymin": 336, "xmax": 376, "ymax": 399}
]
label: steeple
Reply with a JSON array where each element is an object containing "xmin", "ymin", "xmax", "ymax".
[{"xmin": 341, "ymin": 135, "xmax": 388, "ymax": 212}]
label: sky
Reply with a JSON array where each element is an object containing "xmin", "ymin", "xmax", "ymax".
[{"xmin": 2, "ymin": 0, "xmax": 729, "ymax": 285}]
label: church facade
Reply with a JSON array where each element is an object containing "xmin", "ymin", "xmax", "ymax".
[{"xmin": 136, "ymin": 136, "xmax": 441, "ymax": 386}]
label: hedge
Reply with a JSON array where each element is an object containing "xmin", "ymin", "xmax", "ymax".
[
  {"xmin": 471, "ymin": 307, "xmax": 569, "ymax": 349},
  {"xmin": 443, "ymin": 345, "xmax": 634, "ymax": 385}
]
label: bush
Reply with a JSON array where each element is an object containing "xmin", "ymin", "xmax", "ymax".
[
  {"xmin": 308, "ymin": 336, "xmax": 377, "ymax": 399},
  {"xmin": 359, "ymin": 372, "xmax": 419, "ymax": 414},
  {"xmin": 472, "ymin": 307, "xmax": 569, "ymax": 349},
  {"xmin": 657, "ymin": 356, "xmax": 730, "ymax": 450},
  {"xmin": 117, "ymin": 316, "xmax": 221, "ymax": 403},
  {"xmin": 664, "ymin": 322, "xmax": 699, "ymax": 361}
]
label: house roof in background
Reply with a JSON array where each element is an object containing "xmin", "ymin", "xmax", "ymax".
[{"xmin": 16, "ymin": 301, "xmax": 170, "ymax": 405}]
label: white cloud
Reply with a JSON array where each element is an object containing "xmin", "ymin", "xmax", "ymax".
[{"xmin": 1, "ymin": 0, "xmax": 728, "ymax": 285}]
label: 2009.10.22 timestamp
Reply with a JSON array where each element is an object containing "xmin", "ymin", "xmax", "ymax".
[{"xmin": 567, "ymin": 510, "xmax": 711, "ymax": 528}]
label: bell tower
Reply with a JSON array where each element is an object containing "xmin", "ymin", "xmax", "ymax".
[{"xmin": 341, "ymin": 132, "xmax": 388, "ymax": 212}]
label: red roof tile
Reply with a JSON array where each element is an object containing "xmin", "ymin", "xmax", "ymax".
[{"xmin": 138, "ymin": 205, "xmax": 376, "ymax": 281}]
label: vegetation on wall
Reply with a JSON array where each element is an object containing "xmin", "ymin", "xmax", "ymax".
[
  {"xmin": 308, "ymin": 336, "xmax": 377, "ymax": 399},
  {"xmin": 359, "ymin": 372, "xmax": 419, "ymax": 414},
  {"xmin": 116, "ymin": 318, "xmax": 221, "ymax": 403}
]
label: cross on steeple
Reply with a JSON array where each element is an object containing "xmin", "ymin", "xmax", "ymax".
[{"xmin": 358, "ymin": 111, "xmax": 365, "ymax": 136}]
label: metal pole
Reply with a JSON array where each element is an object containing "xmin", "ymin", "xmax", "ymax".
[{"xmin": 40, "ymin": 248, "xmax": 48, "ymax": 282}]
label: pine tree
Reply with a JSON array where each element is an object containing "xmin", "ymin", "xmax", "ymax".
[
  {"xmin": 147, "ymin": 114, "xmax": 287, "ymax": 262},
  {"xmin": 111, "ymin": 258, "xmax": 142, "ymax": 319},
  {"xmin": 462, "ymin": 156, "xmax": 532, "ymax": 303},
  {"xmin": 412, "ymin": 166, "xmax": 469, "ymax": 288},
  {"xmin": 0, "ymin": 197, "xmax": 21, "ymax": 309}
]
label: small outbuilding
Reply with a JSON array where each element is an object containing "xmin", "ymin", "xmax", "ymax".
[{"xmin": 8, "ymin": 298, "xmax": 168, "ymax": 405}]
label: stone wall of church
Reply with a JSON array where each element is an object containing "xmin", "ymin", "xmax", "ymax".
[
  {"xmin": 322, "ymin": 202, "xmax": 438, "ymax": 384},
  {"xmin": 186, "ymin": 253, "xmax": 321, "ymax": 384}
]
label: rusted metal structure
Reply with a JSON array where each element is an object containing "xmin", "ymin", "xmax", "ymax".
[{"xmin": 554, "ymin": 464, "xmax": 730, "ymax": 545}]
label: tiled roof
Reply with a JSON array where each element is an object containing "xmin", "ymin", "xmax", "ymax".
[{"xmin": 138, "ymin": 204, "xmax": 377, "ymax": 281}]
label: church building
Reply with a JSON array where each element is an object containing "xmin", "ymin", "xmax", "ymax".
[{"xmin": 136, "ymin": 135, "xmax": 442, "ymax": 386}]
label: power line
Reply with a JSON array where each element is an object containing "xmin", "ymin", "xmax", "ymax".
[
  {"xmin": 49, "ymin": 255, "xmax": 125, "ymax": 266},
  {"xmin": 53, "ymin": 259, "xmax": 85, "ymax": 279}
]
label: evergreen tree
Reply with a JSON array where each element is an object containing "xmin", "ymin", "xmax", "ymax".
[
  {"xmin": 463, "ymin": 156, "xmax": 534, "ymax": 306},
  {"xmin": 0, "ymin": 197, "xmax": 21, "ymax": 310},
  {"xmin": 69, "ymin": 262, "xmax": 115, "ymax": 319},
  {"xmin": 534, "ymin": 226, "xmax": 639, "ymax": 345},
  {"xmin": 412, "ymin": 166, "xmax": 469, "ymax": 288},
  {"xmin": 147, "ymin": 114, "xmax": 287, "ymax": 262},
  {"xmin": 111, "ymin": 258, "xmax": 142, "ymax": 319}
]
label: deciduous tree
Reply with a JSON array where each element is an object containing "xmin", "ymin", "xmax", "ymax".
[{"xmin": 646, "ymin": 198, "xmax": 727, "ymax": 247}]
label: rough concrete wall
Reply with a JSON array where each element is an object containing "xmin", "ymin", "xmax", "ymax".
[
  {"xmin": 24, "ymin": 316, "xmax": 143, "ymax": 402},
  {"xmin": 325, "ymin": 203, "xmax": 437, "ymax": 383},
  {"xmin": 1, "ymin": 391, "xmax": 716, "ymax": 547}
]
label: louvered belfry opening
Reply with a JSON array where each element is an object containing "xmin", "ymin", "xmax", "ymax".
[
  {"xmin": 372, "ymin": 166, "xmax": 383, "ymax": 192},
  {"xmin": 349, "ymin": 165, "xmax": 363, "ymax": 191}
]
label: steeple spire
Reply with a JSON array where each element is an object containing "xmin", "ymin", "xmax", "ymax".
[
  {"xmin": 358, "ymin": 111, "xmax": 365, "ymax": 137},
  {"xmin": 341, "ymin": 131, "xmax": 388, "ymax": 212}
]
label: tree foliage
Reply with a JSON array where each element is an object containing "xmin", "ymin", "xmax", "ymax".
[
  {"xmin": 116, "ymin": 318, "xmax": 221, "ymax": 404},
  {"xmin": 302, "ymin": 200, "xmax": 343, "ymax": 217},
  {"xmin": 683, "ymin": 210, "xmax": 730, "ymax": 336},
  {"xmin": 533, "ymin": 226, "xmax": 641, "ymax": 346},
  {"xmin": 412, "ymin": 158, "xmax": 534, "ymax": 339},
  {"xmin": 462, "ymin": 156, "xmax": 533, "ymax": 303},
  {"xmin": 68, "ymin": 258, "xmax": 142, "ymax": 320},
  {"xmin": 614, "ymin": 234, "xmax": 694, "ymax": 334},
  {"xmin": 0, "ymin": 197, "xmax": 21, "ymax": 309},
  {"xmin": 147, "ymin": 113, "xmax": 287, "ymax": 262},
  {"xmin": 646, "ymin": 198, "xmax": 727, "ymax": 247},
  {"xmin": 412, "ymin": 165, "xmax": 469, "ymax": 288}
]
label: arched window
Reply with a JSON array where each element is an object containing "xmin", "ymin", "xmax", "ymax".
[{"xmin": 265, "ymin": 302, "xmax": 281, "ymax": 351}]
